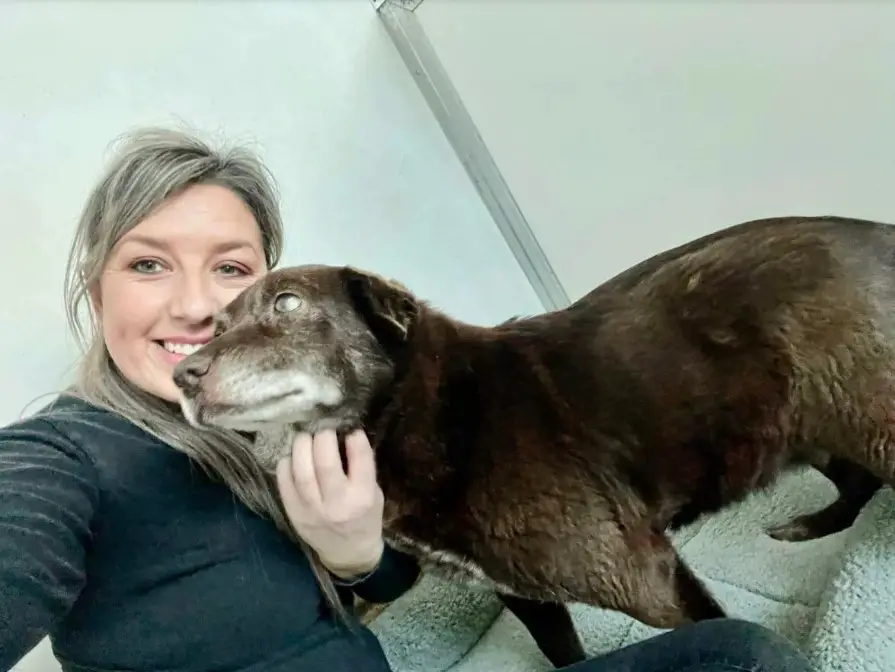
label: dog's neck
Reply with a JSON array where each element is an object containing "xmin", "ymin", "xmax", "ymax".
[
  {"xmin": 362, "ymin": 309, "xmax": 470, "ymax": 444},
  {"xmin": 360, "ymin": 309, "xmax": 578, "ymax": 508}
]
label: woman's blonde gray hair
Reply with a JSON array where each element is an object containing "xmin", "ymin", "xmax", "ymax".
[{"xmin": 61, "ymin": 126, "xmax": 349, "ymax": 621}]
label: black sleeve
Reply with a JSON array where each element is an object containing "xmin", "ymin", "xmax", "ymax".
[
  {"xmin": 0, "ymin": 419, "xmax": 99, "ymax": 672},
  {"xmin": 332, "ymin": 545, "xmax": 421, "ymax": 604}
]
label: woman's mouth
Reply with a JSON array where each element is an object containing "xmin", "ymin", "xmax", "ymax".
[
  {"xmin": 154, "ymin": 340, "xmax": 211, "ymax": 365},
  {"xmin": 158, "ymin": 340, "xmax": 209, "ymax": 356}
]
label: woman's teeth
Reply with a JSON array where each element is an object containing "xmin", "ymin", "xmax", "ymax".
[{"xmin": 162, "ymin": 341, "xmax": 207, "ymax": 356}]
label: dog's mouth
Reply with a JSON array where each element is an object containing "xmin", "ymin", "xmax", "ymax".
[
  {"xmin": 177, "ymin": 367, "xmax": 345, "ymax": 432},
  {"xmin": 180, "ymin": 389, "xmax": 315, "ymax": 430}
]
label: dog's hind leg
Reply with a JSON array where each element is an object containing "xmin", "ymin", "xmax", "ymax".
[
  {"xmin": 497, "ymin": 593, "xmax": 587, "ymax": 669},
  {"xmin": 768, "ymin": 456, "xmax": 881, "ymax": 542}
]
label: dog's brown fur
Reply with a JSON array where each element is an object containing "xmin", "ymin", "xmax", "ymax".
[{"xmin": 173, "ymin": 215, "xmax": 891, "ymax": 668}]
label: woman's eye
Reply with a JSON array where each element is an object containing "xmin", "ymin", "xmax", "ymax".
[
  {"xmin": 218, "ymin": 264, "xmax": 247, "ymax": 276},
  {"xmin": 131, "ymin": 259, "xmax": 165, "ymax": 274}
]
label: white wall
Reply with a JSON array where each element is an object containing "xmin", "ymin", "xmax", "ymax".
[
  {"xmin": 416, "ymin": 1, "xmax": 895, "ymax": 301},
  {"xmin": 0, "ymin": 2, "xmax": 542, "ymax": 670}
]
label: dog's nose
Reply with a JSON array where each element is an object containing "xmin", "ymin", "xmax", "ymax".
[{"xmin": 172, "ymin": 354, "xmax": 211, "ymax": 392}]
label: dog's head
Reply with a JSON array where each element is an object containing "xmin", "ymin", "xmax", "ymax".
[{"xmin": 172, "ymin": 264, "xmax": 420, "ymax": 438}]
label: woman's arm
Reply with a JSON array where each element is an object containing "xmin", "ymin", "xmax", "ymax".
[
  {"xmin": 0, "ymin": 419, "xmax": 99, "ymax": 672},
  {"xmin": 331, "ymin": 544, "xmax": 421, "ymax": 604}
]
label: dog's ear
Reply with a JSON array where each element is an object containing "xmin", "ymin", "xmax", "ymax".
[{"xmin": 341, "ymin": 266, "xmax": 419, "ymax": 344}]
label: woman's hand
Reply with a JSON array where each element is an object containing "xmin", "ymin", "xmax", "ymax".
[{"xmin": 276, "ymin": 429, "xmax": 385, "ymax": 579}]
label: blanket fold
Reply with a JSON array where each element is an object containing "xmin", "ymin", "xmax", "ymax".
[{"xmin": 806, "ymin": 486, "xmax": 895, "ymax": 672}]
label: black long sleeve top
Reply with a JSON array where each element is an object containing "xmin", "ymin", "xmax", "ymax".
[{"xmin": 0, "ymin": 394, "xmax": 420, "ymax": 672}]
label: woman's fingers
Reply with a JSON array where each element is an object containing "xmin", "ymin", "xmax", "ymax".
[
  {"xmin": 276, "ymin": 453, "xmax": 306, "ymax": 522},
  {"xmin": 345, "ymin": 430, "xmax": 377, "ymax": 489},
  {"xmin": 287, "ymin": 432, "xmax": 322, "ymax": 507},
  {"xmin": 313, "ymin": 429, "xmax": 349, "ymax": 504},
  {"xmin": 277, "ymin": 429, "xmax": 378, "ymax": 521}
]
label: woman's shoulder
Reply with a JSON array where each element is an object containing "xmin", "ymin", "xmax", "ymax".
[
  {"xmin": 2, "ymin": 392, "xmax": 164, "ymax": 464},
  {"xmin": 26, "ymin": 391, "xmax": 126, "ymax": 422}
]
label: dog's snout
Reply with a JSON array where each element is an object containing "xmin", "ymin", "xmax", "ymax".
[{"xmin": 172, "ymin": 354, "xmax": 212, "ymax": 392}]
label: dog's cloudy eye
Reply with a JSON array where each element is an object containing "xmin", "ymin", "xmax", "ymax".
[{"xmin": 274, "ymin": 292, "xmax": 302, "ymax": 313}]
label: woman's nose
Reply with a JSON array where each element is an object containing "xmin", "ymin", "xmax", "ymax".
[{"xmin": 169, "ymin": 274, "xmax": 218, "ymax": 323}]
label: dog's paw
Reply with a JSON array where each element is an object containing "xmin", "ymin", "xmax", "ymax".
[{"xmin": 766, "ymin": 520, "xmax": 819, "ymax": 542}]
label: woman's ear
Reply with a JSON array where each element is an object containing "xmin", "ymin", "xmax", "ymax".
[{"xmin": 89, "ymin": 282, "xmax": 103, "ymax": 317}]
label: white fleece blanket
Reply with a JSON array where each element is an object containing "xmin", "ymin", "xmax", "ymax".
[{"xmin": 370, "ymin": 467, "xmax": 892, "ymax": 671}]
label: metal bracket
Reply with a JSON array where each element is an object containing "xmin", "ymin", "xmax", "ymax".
[
  {"xmin": 373, "ymin": 0, "xmax": 426, "ymax": 11},
  {"xmin": 375, "ymin": 2, "xmax": 571, "ymax": 311}
]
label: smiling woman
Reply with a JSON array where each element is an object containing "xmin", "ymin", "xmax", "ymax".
[
  {"xmin": 96, "ymin": 182, "xmax": 266, "ymax": 402},
  {"xmin": 0, "ymin": 126, "xmax": 430, "ymax": 672}
]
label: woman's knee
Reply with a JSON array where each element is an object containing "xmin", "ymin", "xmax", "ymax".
[
  {"xmin": 686, "ymin": 618, "xmax": 813, "ymax": 670},
  {"xmin": 564, "ymin": 617, "xmax": 813, "ymax": 672}
]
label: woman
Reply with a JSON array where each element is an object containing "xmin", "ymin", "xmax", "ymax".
[{"xmin": 0, "ymin": 126, "xmax": 815, "ymax": 672}]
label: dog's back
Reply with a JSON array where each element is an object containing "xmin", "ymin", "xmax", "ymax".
[
  {"xmin": 581, "ymin": 215, "xmax": 895, "ymax": 468},
  {"xmin": 448, "ymin": 216, "xmax": 895, "ymax": 527}
]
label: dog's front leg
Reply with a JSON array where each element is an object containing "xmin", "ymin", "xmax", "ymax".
[
  {"xmin": 497, "ymin": 592, "xmax": 587, "ymax": 669},
  {"xmin": 516, "ymin": 524, "xmax": 726, "ymax": 631}
]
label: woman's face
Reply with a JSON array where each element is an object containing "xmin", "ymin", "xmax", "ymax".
[{"xmin": 95, "ymin": 183, "xmax": 268, "ymax": 403}]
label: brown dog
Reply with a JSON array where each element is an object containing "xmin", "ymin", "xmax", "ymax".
[{"xmin": 172, "ymin": 215, "xmax": 890, "ymax": 668}]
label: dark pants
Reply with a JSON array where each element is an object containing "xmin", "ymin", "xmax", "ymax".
[{"xmin": 561, "ymin": 619, "xmax": 815, "ymax": 672}]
